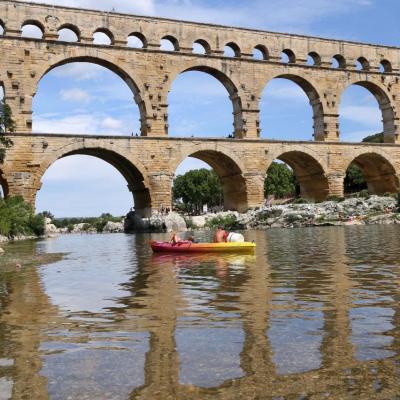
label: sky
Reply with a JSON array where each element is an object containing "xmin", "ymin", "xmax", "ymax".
[{"xmin": 6, "ymin": 0, "xmax": 400, "ymax": 216}]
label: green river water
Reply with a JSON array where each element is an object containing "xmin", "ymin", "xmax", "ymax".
[{"xmin": 0, "ymin": 225, "xmax": 400, "ymax": 399}]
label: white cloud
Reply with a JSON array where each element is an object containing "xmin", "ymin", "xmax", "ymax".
[
  {"xmin": 340, "ymin": 105, "xmax": 382, "ymax": 127},
  {"xmin": 101, "ymin": 117, "xmax": 123, "ymax": 130},
  {"xmin": 33, "ymin": 113, "xmax": 129, "ymax": 135},
  {"xmin": 23, "ymin": 0, "xmax": 372, "ymax": 36},
  {"xmin": 52, "ymin": 63, "xmax": 105, "ymax": 81},
  {"xmin": 60, "ymin": 88, "xmax": 91, "ymax": 103},
  {"xmin": 261, "ymin": 82, "xmax": 307, "ymax": 102}
]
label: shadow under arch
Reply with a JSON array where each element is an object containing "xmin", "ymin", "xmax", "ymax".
[
  {"xmin": 345, "ymin": 152, "xmax": 399, "ymax": 195},
  {"xmin": 271, "ymin": 151, "xmax": 329, "ymax": 201},
  {"xmin": 177, "ymin": 65, "xmax": 243, "ymax": 138},
  {"xmin": 176, "ymin": 149, "xmax": 247, "ymax": 212},
  {"xmin": 39, "ymin": 147, "xmax": 151, "ymax": 217},
  {"xmin": 35, "ymin": 56, "xmax": 148, "ymax": 135},
  {"xmin": 341, "ymin": 80, "xmax": 396, "ymax": 142},
  {"xmin": 262, "ymin": 74, "xmax": 324, "ymax": 140},
  {"xmin": 0, "ymin": 171, "xmax": 8, "ymax": 198}
]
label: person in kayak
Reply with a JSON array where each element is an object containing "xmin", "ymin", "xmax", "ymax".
[{"xmin": 214, "ymin": 226, "xmax": 245, "ymax": 243}]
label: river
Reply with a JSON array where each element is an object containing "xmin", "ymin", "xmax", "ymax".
[{"xmin": 0, "ymin": 225, "xmax": 400, "ymax": 399}]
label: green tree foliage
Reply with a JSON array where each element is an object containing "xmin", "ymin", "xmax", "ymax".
[
  {"xmin": 362, "ymin": 132, "xmax": 384, "ymax": 143},
  {"xmin": 0, "ymin": 100, "xmax": 14, "ymax": 163},
  {"xmin": 0, "ymin": 196, "xmax": 45, "ymax": 237},
  {"xmin": 344, "ymin": 163, "xmax": 367, "ymax": 193},
  {"xmin": 264, "ymin": 162, "xmax": 297, "ymax": 198},
  {"xmin": 173, "ymin": 169, "xmax": 223, "ymax": 213},
  {"xmin": 343, "ymin": 132, "xmax": 384, "ymax": 193}
]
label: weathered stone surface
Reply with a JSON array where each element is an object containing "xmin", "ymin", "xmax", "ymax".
[
  {"xmin": 103, "ymin": 221, "xmax": 124, "ymax": 233},
  {"xmin": 164, "ymin": 212, "xmax": 187, "ymax": 233}
]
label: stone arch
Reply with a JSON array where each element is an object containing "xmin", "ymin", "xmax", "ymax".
[
  {"xmin": 224, "ymin": 42, "xmax": 241, "ymax": 58},
  {"xmin": 169, "ymin": 65, "xmax": 243, "ymax": 137},
  {"xmin": 344, "ymin": 152, "xmax": 399, "ymax": 195},
  {"xmin": 57, "ymin": 23, "xmax": 80, "ymax": 42},
  {"xmin": 253, "ymin": 44, "xmax": 269, "ymax": 60},
  {"xmin": 127, "ymin": 32, "xmax": 147, "ymax": 48},
  {"xmin": 35, "ymin": 55, "xmax": 149, "ymax": 135},
  {"xmin": 37, "ymin": 145, "xmax": 151, "ymax": 217},
  {"xmin": 161, "ymin": 35, "xmax": 179, "ymax": 51},
  {"xmin": 21, "ymin": 20, "xmax": 45, "ymax": 38},
  {"xmin": 93, "ymin": 28, "xmax": 114, "ymax": 45},
  {"xmin": 340, "ymin": 80, "xmax": 396, "ymax": 142},
  {"xmin": 356, "ymin": 56, "xmax": 370, "ymax": 71},
  {"xmin": 380, "ymin": 59, "xmax": 392, "ymax": 73},
  {"xmin": 281, "ymin": 49, "xmax": 296, "ymax": 64},
  {"xmin": 260, "ymin": 74, "xmax": 324, "ymax": 140},
  {"xmin": 193, "ymin": 39, "xmax": 211, "ymax": 55},
  {"xmin": 267, "ymin": 150, "xmax": 329, "ymax": 201},
  {"xmin": 173, "ymin": 147, "xmax": 248, "ymax": 211},
  {"xmin": 0, "ymin": 19, "xmax": 5, "ymax": 35},
  {"xmin": 307, "ymin": 51, "xmax": 321, "ymax": 66},
  {"xmin": 332, "ymin": 54, "xmax": 346, "ymax": 69}
]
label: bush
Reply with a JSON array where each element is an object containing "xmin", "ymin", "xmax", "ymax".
[
  {"xmin": 327, "ymin": 196, "xmax": 345, "ymax": 202},
  {"xmin": 357, "ymin": 189, "xmax": 370, "ymax": 199},
  {"xmin": 292, "ymin": 197, "xmax": 308, "ymax": 204},
  {"xmin": 205, "ymin": 214, "xmax": 241, "ymax": 230},
  {"xmin": 0, "ymin": 196, "xmax": 45, "ymax": 238}
]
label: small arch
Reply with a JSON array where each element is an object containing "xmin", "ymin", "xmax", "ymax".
[
  {"xmin": 253, "ymin": 44, "xmax": 268, "ymax": 60},
  {"xmin": 345, "ymin": 153, "xmax": 399, "ymax": 195},
  {"xmin": 93, "ymin": 28, "xmax": 114, "ymax": 45},
  {"xmin": 160, "ymin": 35, "xmax": 179, "ymax": 51},
  {"xmin": 281, "ymin": 49, "xmax": 296, "ymax": 64},
  {"xmin": 21, "ymin": 20, "xmax": 44, "ymax": 39},
  {"xmin": 175, "ymin": 149, "xmax": 248, "ymax": 212},
  {"xmin": 355, "ymin": 57, "xmax": 370, "ymax": 71},
  {"xmin": 380, "ymin": 59, "xmax": 392, "ymax": 73},
  {"xmin": 332, "ymin": 54, "xmax": 346, "ymax": 69},
  {"xmin": 57, "ymin": 24, "xmax": 80, "ymax": 42},
  {"xmin": 0, "ymin": 20, "xmax": 5, "ymax": 36},
  {"xmin": 193, "ymin": 39, "xmax": 211, "ymax": 55},
  {"xmin": 270, "ymin": 151, "xmax": 329, "ymax": 201},
  {"xmin": 127, "ymin": 32, "xmax": 147, "ymax": 49},
  {"xmin": 307, "ymin": 52, "xmax": 321, "ymax": 66},
  {"xmin": 224, "ymin": 42, "xmax": 241, "ymax": 58}
]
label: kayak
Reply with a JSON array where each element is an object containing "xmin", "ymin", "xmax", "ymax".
[{"xmin": 150, "ymin": 240, "xmax": 256, "ymax": 253}]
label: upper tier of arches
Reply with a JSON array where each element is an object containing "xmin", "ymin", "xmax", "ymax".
[{"xmin": 0, "ymin": 15, "xmax": 397, "ymax": 74}]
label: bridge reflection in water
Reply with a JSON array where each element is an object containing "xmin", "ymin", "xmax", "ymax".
[{"xmin": 0, "ymin": 226, "xmax": 400, "ymax": 399}]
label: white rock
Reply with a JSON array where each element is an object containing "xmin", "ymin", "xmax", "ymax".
[
  {"xmin": 103, "ymin": 221, "xmax": 124, "ymax": 233},
  {"xmin": 191, "ymin": 216, "xmax": 206, "ymax": 228},
  {"xmin": 164, "ymin": 212, "xmax": 187, "ymax": 232}
]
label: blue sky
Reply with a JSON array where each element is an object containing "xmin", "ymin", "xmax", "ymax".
[{"xmin": 15, "ymin": 0, "xmax": 400, "ymax": 216}]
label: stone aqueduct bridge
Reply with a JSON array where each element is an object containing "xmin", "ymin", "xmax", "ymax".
[{"xmin": 1, "ymin": 1, "xmax": 400, "ymax": 215}]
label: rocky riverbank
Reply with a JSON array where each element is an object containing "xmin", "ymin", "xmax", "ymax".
[{"xmin": 123, "ymin": 195, "xmax": 400, "ymax": 232}]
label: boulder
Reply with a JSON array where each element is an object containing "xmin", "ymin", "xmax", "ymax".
[
  {"xmin": 191, "ymin": 216, "xmax": 206, "ymax": 228},
  {"xmin": 103, "ymin": 221, "xmax": 124, "ymax": 233},
  {"xmin": 164, "ymin": 212, "xmax": 187, "ymax": 232}
]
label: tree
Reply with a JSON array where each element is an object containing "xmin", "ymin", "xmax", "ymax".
[
  {"xmin": 264, "ymin": 162, "xmax": 297, "ymax": 198},
  {"xmin": 343, "ymin": 132, "xmax": 383, "ymax": 193},
  {"xmin": 0, "ymin": 99, "xmax": 14, "ymax": 163},
  {"xmin": 173, "ymin": 169, "xmax": 223, "ymax": 214},
  {"xmin": 362, "ymin": 132, "xmax": 383, "ymax": 143},
  {"xmin": 344, "ymin": 163, "xmax": 367, "ymax": 193}
]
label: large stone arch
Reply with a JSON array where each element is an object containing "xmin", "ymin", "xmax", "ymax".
[
  {"xmin": 35, "ymin": 143, "xmax": 152, "ymax": 217},
  {"xmin": 33, "ymin": 53, "xmax": 150, "ymax": 135},
  {"xmin": 343, "ymin": 151, "xmax": 399, "ymax": 195},
  {"xmin": 172, "ymin": 145, "xmax": 248, "ymax": 211},
  {"xmin": 266, "ymin": 150, "xmax": 329, "ymax": 201},
  {"xmin": 167, "ymin": 64, "xmax": 244, "ymax": 138},
  {"xmin": 260, "ymin": 73, "xmax": 325, "ymax": 140},
  {"xmin": 339, "ymin": 79, "xmax": 397, "ymax": 143}
]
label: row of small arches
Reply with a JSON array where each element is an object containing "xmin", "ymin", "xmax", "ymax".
[{"xmin": 0, "ymin": 20, "xmax": 393, "ymax": 73}]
